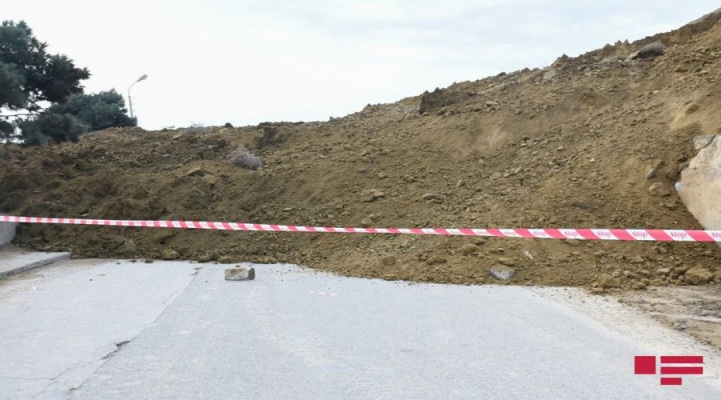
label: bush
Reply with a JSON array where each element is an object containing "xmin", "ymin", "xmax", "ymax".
[
  {"xmin": 48, "ymin": 90, "xmax": 136, "ymax": 131},
  {"xmin": 227, "ymin": 146, "xmax": 263, "ymax": 170},
  {"xmin": 0, "ymin": 119, "xmax": 13, "ymax": 137},
  {"xmin": 19, "ymin": 112, "xmax": 87, "ymax": 144},
  {"xmin": 16, "ymin": 120, "xmax": 47, "ymax": 145}
]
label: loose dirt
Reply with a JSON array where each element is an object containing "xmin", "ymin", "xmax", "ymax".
[{"xmin": 2, "ymin": 12, "xmax": 721, "ymax": 298}]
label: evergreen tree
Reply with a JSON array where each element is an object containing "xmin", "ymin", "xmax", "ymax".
[
  {"xmin": 49, "ymin": 90, "xmax": 136, "ymax": 132},
  {"xmin": 0, "ymin": 21, "xmax": 136, "ymax": 145}
]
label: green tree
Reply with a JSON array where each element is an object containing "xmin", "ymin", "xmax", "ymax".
[
  {"xmin": 0, "ymin": 21, "xmax": 89, "ymax": 112},
  {"xmin": 18, "ymin": 113, "xmax": 88, "ymax": 145},
  {"xmin": 48, "ymin": 90, "xmax": 136, "ymax": 131},
  {"xmin": 0, "ymin": 63, "xmax": 26, "ymax": 109},
  {"xmin": 0, "ymin": 20, "xmax": 90, "ymax": 143}
]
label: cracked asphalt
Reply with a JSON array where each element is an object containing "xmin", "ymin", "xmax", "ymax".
[
  {"xmin": 1, "ymin": 259, "xmax": 720, "ymax": 399},
  {"xmin": 0, "ymin": 259, "xmax": 197, "ymax": 399}
]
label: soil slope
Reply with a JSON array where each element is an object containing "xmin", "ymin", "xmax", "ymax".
[{"xmin": 3, "ymin": 10, "xmax": 721, "ymax": 289}]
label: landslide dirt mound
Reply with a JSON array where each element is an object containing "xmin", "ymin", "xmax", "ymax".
[{"xmin": 3, "ymin": 11, "xmax": 721, "ymax": 290}]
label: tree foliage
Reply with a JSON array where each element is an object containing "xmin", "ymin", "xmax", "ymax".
[
  {"xmin": 0, "ymin": 63, "xmax": 26, "ymax": 109},
  {"xmin": 48, "ymin": 90, "xmax": 136, "ymax": 131},
  {"xmin": 18, "ymin": 113, "xmax": 87, "ymax": 145},
  {"xmin": 0, "ymin": 20, "xmax": 89, "ymax": 112},
  {"xmin": 1, "ymin": 20, "xmax": 136, "ymax": 145}
]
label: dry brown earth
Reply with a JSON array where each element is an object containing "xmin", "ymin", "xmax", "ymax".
[{"xmin": 2, "ymin": 11, "xmax": 721, "ymax": 297}]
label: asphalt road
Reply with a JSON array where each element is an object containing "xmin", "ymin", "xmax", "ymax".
[{"xmin": 1, "ymin": 259, "xmax": 719, "ymax": 399}]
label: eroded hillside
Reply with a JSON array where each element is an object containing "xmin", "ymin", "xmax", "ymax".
[{"xmin": 3, "ymin": 10, "xmax": 721, "ymax": 290}]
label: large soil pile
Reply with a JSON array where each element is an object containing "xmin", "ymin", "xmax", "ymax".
[{"xmin": 3, "ymin": 11, "xmax": 721, "ymax": 289}]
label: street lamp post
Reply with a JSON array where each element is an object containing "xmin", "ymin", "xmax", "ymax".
[{"xmin": 128, "ymin": 74, "xmax": 148, "ymax": 120}]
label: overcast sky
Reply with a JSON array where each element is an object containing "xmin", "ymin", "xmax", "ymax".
[{"xmin": 4, "ymin": 1, "xmax": 720, "ymax": 129}]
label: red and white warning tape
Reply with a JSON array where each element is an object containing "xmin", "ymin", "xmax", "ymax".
[{"xmin": 1, "ymin": 215, "xmax": 720, "ymax": 242}]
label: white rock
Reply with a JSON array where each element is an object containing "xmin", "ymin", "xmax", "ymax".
[
  {"xmin": 679, "ymin": 135, "xmax": 721, "ymax": 248},
  {"xmin": 225, "ymin": 267, "xmax": 256, "ymax": 281}
]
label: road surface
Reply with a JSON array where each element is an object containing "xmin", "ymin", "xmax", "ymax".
[{"xmin": 0, "ymin": 259, "xmax": 719, "ymax": 399}]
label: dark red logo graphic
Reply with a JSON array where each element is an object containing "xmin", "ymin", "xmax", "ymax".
[{"xmin": 635, "ymin": 355, "xmax": 704, "ymax": 386}]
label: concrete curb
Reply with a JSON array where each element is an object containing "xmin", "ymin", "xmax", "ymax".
[
  {"xmin": 0, "ymin": 252, "xmax": 72, "ymax": 279},
  {"xmin": 0, "ymin": 212, "xmax": 17, "ymax": 246}
]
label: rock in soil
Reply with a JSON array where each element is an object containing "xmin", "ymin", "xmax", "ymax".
[
  {"xmin": 595, "ymin": 274, "xmax": 621, "ymax": 289},
  {"xmin": 685, "ymin": 266, "xmax": 713, "ymax": 285},
  {"xmin": 489, "ymin": 266, "xmax": 516, "ymax": 281}
]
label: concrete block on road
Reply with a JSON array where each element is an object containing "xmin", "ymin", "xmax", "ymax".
[{"xmin": 224, "ymin": 267, "xmax": 255, "ymax": 281}]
